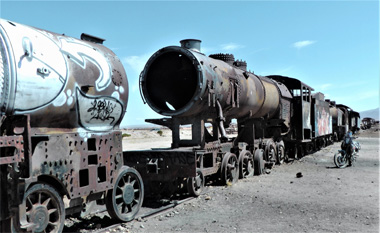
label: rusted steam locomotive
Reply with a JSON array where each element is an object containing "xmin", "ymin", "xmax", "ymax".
[
  {"xmin": 0, "ymin": 19, "xmax": 361, "ymax": 233},
  {"xmin": 361, "ymin": 117, "xmax": 376, "ymax": 130},
  {"xmin": 0, "ymin": 19, "xmax": 143, "ymax": 232},
  {"xmin": 125, "ymin": 39, "xmax": 360, "ymax": 197},
  {"xmin": 328, "ymin": 101, "xmax": 361, "ymax": 140}
]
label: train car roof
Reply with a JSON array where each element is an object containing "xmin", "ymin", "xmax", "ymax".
[
  {"xmin": 267, "ymin": 75, "xmax": 314, "ymax": 91},
  {"xmin": 337, "ymin": 104, "xmax": 360, "ymax": 117},
  {"xmin": 336, "ymin": 104, "xmax": 351, "ymax": 110}
]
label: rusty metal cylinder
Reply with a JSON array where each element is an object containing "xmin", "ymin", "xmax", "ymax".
[
  {"xmin": 0, "ymin": 19, "xmax": 128, "ymax": 131},
  {"xmin": 140, "ymin": 40, "xmax": 281, "ymax": 121}
]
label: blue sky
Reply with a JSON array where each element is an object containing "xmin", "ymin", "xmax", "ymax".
[{"xmin": 1, "ymin": 0, "xmax": 379, "ymax": 128}]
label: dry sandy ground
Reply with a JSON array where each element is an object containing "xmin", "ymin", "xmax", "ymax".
[
  {"xmin": 120, "ymin": 127, "xmax": 379, "ymax": 233},
  {"xmin": 122, "ymin": 128, "xmax": 173, "ymax": 151},
  {"xmin": 65, "ymin": 126, "xmax": 379, "ymax": 233}
]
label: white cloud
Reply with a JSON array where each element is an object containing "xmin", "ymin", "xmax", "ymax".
[
  {"xmin": 320, "ymin": 83, "xmax": 332, "ymax": 91},
  {"xmin": 357, "ymin": 90, "xmax": 379, "ymax": 100},
  {"xmin": 123, "ymin": 53, "xmax": 152, "ymax": 75},
  {"xmin": 220, "ymin": 43, "xmax": 244, "ymax": 51},
  {"xmin": 292, "ymin": 40, "xmax": 316, "ymax": 49}
]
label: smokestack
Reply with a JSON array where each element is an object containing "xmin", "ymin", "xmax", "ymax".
[{"xmin": 180, "ymin": 39, "xmax": 201, "ymax": 52}]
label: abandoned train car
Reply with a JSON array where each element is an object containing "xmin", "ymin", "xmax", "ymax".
[
  {"xmin": 0, "ymin": 19, "xmax": 143, "ymax": 232},
  {"xmin": 124, "ymin": 40, "xmax": 353, "ymax": 198}
]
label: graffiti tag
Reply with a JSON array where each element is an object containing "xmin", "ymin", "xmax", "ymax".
[{"xmin": 87, "ymin": 99, "xmax": 116, "ymax": 124}]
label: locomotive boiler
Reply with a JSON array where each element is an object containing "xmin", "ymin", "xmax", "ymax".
[
  {"xmin": 0, "ymin": 19, "xmax": 143, "ymax": 232},
  {"xmin": 139, "ymin": 39, "xmax": 292, "ymax": 145},
  {"xmin": 126, "ymin": 39, "xmax": 293, "ymax": 197}
]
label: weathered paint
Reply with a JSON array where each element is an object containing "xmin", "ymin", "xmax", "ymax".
[
  {"xmin": 139, "ymin": 42, "xmax": 281, "ymax": 122},
  {"xmin": 0, "ymin": 19, "xmax": 128, "ymax": 130},
  {"xmin": 0, "ymin": 18, "xmax": 134, "ymax": 227}
]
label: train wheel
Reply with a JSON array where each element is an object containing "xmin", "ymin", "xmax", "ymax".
[
  {"xmin": 106, "ymin": 167, "xmax": 144, "ymax": 222},
  {"xmin": 276, "ymin": 145, "xmax": 285, "ymax": 165},
  {"xmin": 12, "ymin": 183, "xmax": 65, "ymax": 233},
  {"xmin": 238, "ymin": 150, "xmax": 254, "ymax": 178},
  {"xmin": 221, "ymin": 153, "xmax": 239, "ymax": 185},
  {"xmin": 264, "ymin": 139, "xmax": 277, "ymax": 163},
  {"xmin": 253, "ymin": 149, "xmax": 265, "ymax": 175},
  {"xmin": 187, "ymin": 168, "xmax": 205, "ymax": 197}
]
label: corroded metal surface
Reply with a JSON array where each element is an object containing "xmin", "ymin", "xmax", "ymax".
[
  {"xmin": 0, "ymin": 18, "xmax": 136, "ymax": 230},
  {"xmin": 139, "ymin": 40, "xmax": 281, "ymax": 121},
  {"xmin": 0, "ymin": 18, "xmax": 128, "ymax": 130}
]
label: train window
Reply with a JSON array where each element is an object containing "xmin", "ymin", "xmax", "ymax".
[
  {"xmin": 302, "ymin": 87, "xmax": 311, "ymax": 102},
  {"xmin": 292, "ymin": 89, "xmax": 300, "ymax": 97}
]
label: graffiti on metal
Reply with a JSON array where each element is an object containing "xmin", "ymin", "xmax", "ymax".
[
  {"xmin": 77, "ymin": 88, "xmax": 123, "ymax": 131},
  {"xmin": 315, "ymin": 105, "xmax": 332, "ymax": 136}
]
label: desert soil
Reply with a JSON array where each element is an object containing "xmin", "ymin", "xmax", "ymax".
[{"xmin": 65, "ymin": 126, "xmax": 380, "ymax": 233}]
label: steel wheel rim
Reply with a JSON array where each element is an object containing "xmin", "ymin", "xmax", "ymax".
[
  {"xmin": 188, "ymin": 169, "xmax": 204, "ymax": 196},
  {"xmin": 15, "ymin": 184, "xmax": 64, "ymax": 233},
  {"xmin": 226, "ymin": 155, "xmax": 238, "ymax": 183},
  {"xmin": 113, "ymin": 172, "xmax": 142, "ymax": 218},
  {"xmin": 26, "ymin": 191, "xmax": 60, "ymax": 232},
  {"xmin": 242, "ymin": 151, "xmax": 253, "ymax": 177},
  {"xmin": 193, "ymin": 170, "xmax": 204, "ymax": 192},
  {"xmin": 277, "ymin": 146, "xmax": 285, "ymax": 164}
]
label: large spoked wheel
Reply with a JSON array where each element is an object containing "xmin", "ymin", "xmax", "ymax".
[
  {"xmin": 264, "ymin": 139, "xmax": 277, "ymax": 163},
  {"xmin": 106, "ymin": 167, "xmax": 144, "ymax": 222},
  {"xmin": 221, "ymin": 153, "xmax": 239, "ymax": 185},
  {"xmin": 334, "ymin": 151, "xmax": 348, "ymax": 168},
  {"xmin": 187, "ymin": 168, "xmax": 205, "ymax": 197},
  {"xmin": 12, "ymin": 183, "xmax": 65, "ymax": 233},
  {"xmin": 254, "ymin": 149, "xmax": 265, "ymax": 176},
  {"xmin": 238, "ymin": 150, "xmax": 254, "ymax": 178},
  {"xmin": 276, "ymin": 145, "xmax": 285, "ymax": 165}
]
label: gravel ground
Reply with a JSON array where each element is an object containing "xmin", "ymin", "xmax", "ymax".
[{"xmin": 65, "ymin": 126, "xmax": 380, "ymax": 233}]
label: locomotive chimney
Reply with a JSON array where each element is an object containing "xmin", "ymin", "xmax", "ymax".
[{"xmin": 180, "ymin": 39, "xmax": 201, "ymax": 52}]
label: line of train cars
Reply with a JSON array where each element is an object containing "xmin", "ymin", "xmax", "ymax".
[
  {"xmin": 0, "ymin": 19, "xmax": 361, "ymax": 232},
  {"xmin": 361, "ymin": 117, "xmax": 377, "ymax": 130}
]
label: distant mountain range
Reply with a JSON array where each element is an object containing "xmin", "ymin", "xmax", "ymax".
[{"xmin": 360, "ymin": 108, "xmax": 380, "ymax": 120}]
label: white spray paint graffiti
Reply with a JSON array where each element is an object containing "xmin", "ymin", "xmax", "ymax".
[
  {"xmin": 1, "ymin": 19, "xmax": 126, "ymax": 131},
  {"xmin": 11, "ymin": 28, "xmax": 68, "ymax": 111},
  {"xmin": 60, "ymin": 37, "xmax": 112, "ymax": 91}
]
